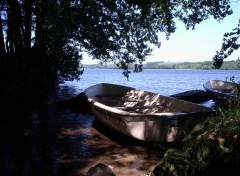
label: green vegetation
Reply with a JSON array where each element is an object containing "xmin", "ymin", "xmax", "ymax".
[
  {"xmin": 84, "ymin": 60, "xmax": 240, "ymax": 70},
  {"xmin": 0, "ymin": 1, "xmax": 239, "ymax": 175},
  {"xmin": 144, "ymin": 60, "xmax": 240, "ymax": 70},
  {"xmin": 213, "ymin": 20, "xmax": 240, "ymax": 69},
  {"xmin": 0, "ymin": 1, "xmax": 237, "ymax": 99},
  {"xmin": 152, "ymin": 88, "xmax": 240, "ymax": 176}
]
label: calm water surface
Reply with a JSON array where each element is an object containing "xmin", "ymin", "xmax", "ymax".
[
  {"xmin": 1, "ymin": 69, "xmax": 239, "ymax": 176},
  {"xmin": 61, "ymin": 69, "xmax": 240, "ymax": 97}
]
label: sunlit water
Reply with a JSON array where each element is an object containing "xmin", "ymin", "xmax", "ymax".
[
  {"xmin": 1, "ymin": 69, "xmax": 239, "ymax": 176},
  {"xmin": 61, "ymin": 69, "xmax": 240, "ymax": 97}
]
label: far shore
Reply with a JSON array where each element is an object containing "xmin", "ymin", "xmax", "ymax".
[{"xmin": 83, "ymin": 60, "xmax": 240, "ymax": 70}]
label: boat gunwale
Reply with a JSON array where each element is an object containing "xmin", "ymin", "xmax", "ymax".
[{"xmin": 84, "ymin": 83, "xmax": 213, "ymax": 121}]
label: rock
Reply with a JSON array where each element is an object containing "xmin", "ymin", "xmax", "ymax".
[
  {"xmin": 57, "ymin": 92, "xmax": 92, "ymax": 113},
  {"xmin": 86, "ymin": 163, "xmax": 116, "ymax": 176},
  {"xmin": 170, "ymin": 90, "xmax": 210, "ymax": 103}
]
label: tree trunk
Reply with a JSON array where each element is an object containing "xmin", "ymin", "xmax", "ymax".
[
  {"xmin": 6, "ymin": 0, "xmax": 24, "ymax": 52},
  {"xmin": 23, "ymin": 0, "xmax": 33, "ymax": 49},
  {"xmin": 0, "ymin": 17, "xmax": 6, "ymax": 58}
]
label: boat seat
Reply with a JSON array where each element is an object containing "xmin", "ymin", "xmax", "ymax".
[
  {"xmin": 96, "ymin": 94, "xmax": 123, "ymax": 99},
  {"xmin": 96, "ymin": 94, "xmax": 142, "ymax": 103},
  {"xmin": 116, "ymin": 104, "xmax": 166, "ymax": 111}
]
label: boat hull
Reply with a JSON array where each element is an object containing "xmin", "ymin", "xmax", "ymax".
[
  {"xmin": 84, "ymin": 83, "xmax": 212, "ymax": 142},
  {"xmin": 203, "ymin": 80, "xmax": 239, "ymax": 107},
  {"xmin": 91, "ymin": 103, "xmax": 208, "ymax": 142}
]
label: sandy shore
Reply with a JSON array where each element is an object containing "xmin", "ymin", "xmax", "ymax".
[{"xmin": 58, "ymin": 119, "xmax": 178, "ymax": 176}]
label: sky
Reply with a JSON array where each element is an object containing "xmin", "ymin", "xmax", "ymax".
[{"xmin": 82, "ymin": 1, "xmax": 240, "ymax": 64}]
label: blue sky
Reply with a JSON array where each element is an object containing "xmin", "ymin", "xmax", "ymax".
[
  {"xmin": 82, "ymin": 1, "xmax": 240, "ymax": 64},
  {"xmin": 146, "ymin": 0, "xmax": 240, "ymax": 63}
]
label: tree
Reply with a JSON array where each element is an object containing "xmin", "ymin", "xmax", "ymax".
[{"xmin": 0, "ymin": 0, "xmax": 235, "ymax": 98}]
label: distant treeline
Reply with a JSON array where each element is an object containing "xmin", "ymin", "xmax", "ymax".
[
  {"xmin": 84, "ymin": 60, "xmax": 240, "ymax": 70},
  {"xmin": 144, "ymin": 60, "xmax": 240, "ymax": 70}
]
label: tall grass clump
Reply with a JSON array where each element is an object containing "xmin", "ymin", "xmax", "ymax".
[{"xmin": 152, "ymin": 92, "xmax": 240, "ymax": 176}]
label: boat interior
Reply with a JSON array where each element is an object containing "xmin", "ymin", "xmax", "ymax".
[{"xmin": 95, "ymin": 90, "xmax": 184, "ymax": 114}]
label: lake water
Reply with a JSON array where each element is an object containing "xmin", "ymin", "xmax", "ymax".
[
  {"xmin": 60, "ymin": 69, "xmax": 240, "ymax": 98},
  {"xmin": 1, "ymin": 69, "xmax": 239, "ymax": 176}
]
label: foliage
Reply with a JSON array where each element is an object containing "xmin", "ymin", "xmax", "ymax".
[
  {"xmin": 152, "ymin": 94, "xmax": 240, "ymax": 176},
  {"xmin": 0, "ymin": 0, "xmax": 84, "ymax": 98},
  {"xmin": 214, "ymin": 19, "xmax": 240, "ymax": 69},
  {"xmin": 84, "ymin": 60, "xmax": 240, "ymax": 70},
  {"xmin": 145, "ymin": 60, "xmax": 240, "ymax": 70},
  {"xmin": 0, "ymin": 0, "xmax": 236, "ymax": 97}
]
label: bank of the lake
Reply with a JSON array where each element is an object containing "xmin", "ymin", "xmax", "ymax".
[
  {"xmin": 1, "ymin": 69, "xmax": 239, "ymax": 176},
  {"xmin": 84, "ymin": 60, "xmax": 240, "ymax": 70}
]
